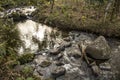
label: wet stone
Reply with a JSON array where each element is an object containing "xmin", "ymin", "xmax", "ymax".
[
  {"xmin": 34, "ymin": 55, "xmax": 47, "ymax": 65},
  {"xmin": 54, "ymin": 54, "xmax": 63, "ymax": 60},
  {"xmin": 67, "ymin": 45, "xmax": 81, "ymax": 59},
  {"xmin": 63, "ymin": 37, "xmax": 71, "ymax": 41},
  {"xmin": 91, "ymin": 62, "xmax": 100, "ymax": 76},
  {"xmin": 61, "ymin": 42, "xmax": 72, "ymax": 48},
  {"xmin": 39, "ymin": 60, "xmax": 51, "ymax": 68},
  {"xmin": 58, "ymin": 45, "xmax": 65, "ymax": 51},
  {"xmin": 99, "ymin": 63, "xmax": 111, "ymax": 71},
  {"xmin": 68, "ymin": 50, "xmax": 81, "ymax": 58},
  {"xmin": 51, "ymin": 67, "xmax": 66, "ymax": 78},
  {"xmin": 64, "ymin": 42, "xmax": 72, "ymax": 48},
  {"xmin": 49, "ymin": 48, "xmax": 60, "ymax": 55},
  {"xmin": 86, "ymin": 36, "xmax": 111, "ymax": 60},
  {"xmin": 55, "ymin": 61, "xmax": 64, "ymax": 66},
  {"xmin": 56, "ymin": 71, "xmax": 85, "ymax": 80}
]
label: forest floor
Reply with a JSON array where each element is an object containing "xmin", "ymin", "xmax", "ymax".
[{"xmin": 32, "ymin": 0, "xmax": 120, "ymax": 38}]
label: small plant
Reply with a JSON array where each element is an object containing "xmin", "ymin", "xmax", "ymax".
[
  {"xmin": 26, "ymin": 77, "xmax": 34, "ymax": 80},
  {"xmin": 21, "ymin": 65, "xmax": 33, "ymax": 76},
  {"xmin": 17, "ymin": 53, "xmax": 35, "ymax": 65}
]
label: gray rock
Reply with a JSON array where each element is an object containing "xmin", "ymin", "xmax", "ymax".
[
  {"xmin": 62, "ymin": 42, "xmax": 72, "ymax": 48},
  {"xmin": 54, "ymin": 54, "xmax": 63, "ymax": 60},
  {"xmin": 56, "ymin": 69, "xmax": 86, "ymax": 80},
  {"xmin": 51, "ymin": 67, "xmax": 66, "ymax": 78},
  {"xmin": 34, "ymin": 55, "xmax": 47, "ymax": 65},
  {"xmin": 99, "ymin": 63, "xmax": 111, "ymax": 71},
  {"xmin": 58, "ymin": 45, "xmax": 65, "ymax": 51},
  {"xmin": 63, "ymin": 37, "xmax": 71, "ymax": 41},
  {"xmin": 55, "ymin": 61, "xmax": 64, "ymax": 66},
  {"xmin": 86, "ymin": 36, "xmax": 111, "ymax": 60},
  {"xmin": 69, "ymin": 51, "xmax": 81, "ymax": 58},
  {"xmin": 49, "ymin": 48, "xmax": 61, "ymax": 55},
  {"xmin": 49, "ymin": 42, "xmax": 71, "ymax": 55},
  {"xmin": 68, "ymin": 44, "xmax": 81, "ymax": 58},
  {"xmin": 39, "ymin": 60, "xmax": 51, "ymax": 68},
  {"xmin": 91, "ymin": 62, "xmax": 100, "ymax": 76}
]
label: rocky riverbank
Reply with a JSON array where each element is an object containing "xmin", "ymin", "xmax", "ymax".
[
  {"xmin": 33, "ymin": 32, "xmax": 120, "ymax": 80},
  {"xmin": 0, "ymin": 6, "xmax": 120, "ymax": 80},
  {"xmin": 0, "ymin": 6, "xmax": 36, "ymax": 21},
  {"xmin": 17, "ymin": 29, "xmax": 120, "ymax": 80}
]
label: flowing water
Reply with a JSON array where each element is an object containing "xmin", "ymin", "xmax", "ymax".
[
  {"xmin": 17, "ymin": 20, "xmax": 60, "ymax": 54},
  {"xmin": 16, "ymin": 19, "xmax": 120, "ymax": 80},
  {"xmin": 1, "ymin": 5, "xmax": 119, "ymax": 80}
]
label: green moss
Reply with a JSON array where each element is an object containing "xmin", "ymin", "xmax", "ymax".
[
  {"xmin": 39, "ymin": 60, "xmax": 51, "ymax": 68},
  {"xmin": 18, "ymin": 53, "xmax": 34, "ymax": 65},
  {"xmin": 9, "ymin": 60, "xmax": 20, "ymax": 68},
  {"xmin": 26, "ymin": 77, "xmax": 34, "ymax": 80},
  {"xmin": 22, "ymin": 65, "xmax": 33, "ymax": 75},
  {"xmin": 16, "ymin": 77, "xmax": 25, "ymax": 80}
]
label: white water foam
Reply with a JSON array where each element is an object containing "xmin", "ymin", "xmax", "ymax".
[{"xmin": 17, "ymin": 20, "xmax": 54, "ymax": 54}]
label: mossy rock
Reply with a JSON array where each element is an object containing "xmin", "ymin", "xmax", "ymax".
[
  {"xmin": 39, "ymin": 60, "xmax": 51, "ymax": 68},
  {"xmin": 18, "ymin": 53, "xmax": 35, "ymax": 65},
  {"xmin": 10, "ymin": 12, "xmax": 27, "ymax": 21}
]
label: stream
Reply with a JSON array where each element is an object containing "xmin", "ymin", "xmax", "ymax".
[
  {"xmin": 1, "ymin": 6, "xmax": 120, "ymax": 80},
  {"xmin": 17, "ymin": 20, "xmax": 120, "ymax": 80}
]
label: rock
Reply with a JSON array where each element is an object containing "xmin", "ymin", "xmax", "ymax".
[
  {"xmin": 51, "ymin": 67, "xmax": 66, "ymax": 78},
  {"xmin": 55, "ymin": 61, "xmax": 64, "ymax": 66},
  {"xmin": 39, "ymin": 60, "xmax": 51, "ymax": 68},
  {"xmin": 63, "ymin": 37, "xmax": 71, "ymax": 41},
  {"xmin": 35, "ymin": 63, "xmax": 57, "ymax": 79},
  {"xmin": 64, "ymin": 42, "xmax": 72, "ymax": 48},
  {"xmin": 99, "ymin": 63, "xmax": 111, "ymax": 71},
  {"xmin": 54, "ymin": 54, "xmax": 63, "ymax": 60},
  {"xmin": 61, "ymin": 42, "xmax": 71, "ymax": 48},
  {"xmin": 58, "ymin": 45, "xmax": 65, "ymax": 51},
  {"xmin": 69, "ymin": 50, "xmax": 81, "ymax": 58},
  {"xmin": 34, "ymin": 55, "xmax": 47, "ymax": 65},
  {"xmin": 8, "ymin": 12, "xmax": 27, "ymax": 21},
  {"xmin": 56, "ymin": 68, "xmax": 85, "ymax": 80},
  {"xmin": 91, "ymin": 62, "xmax": 100, "ymax": 76},
  {"xmin": 62, "ymin": 64, "xmax": 72, "ymax": 71},
  {"xmin": 86, "ymin": 36, "xmax": 111, "ymax": 60},
  {"xmin": 49, "ymin": 48, "xmax": 60, "ymax": 55},
  {"xmin": 49, "ymin": 42, "xmax": 71, "ymax": 55},
  {"xmin": 68, "ymin": 44, "xmax": 81, "ymax": 58}
]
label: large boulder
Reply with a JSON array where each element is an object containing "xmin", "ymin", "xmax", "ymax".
[{"xmin": 85, "ymin": 36, "xmax": 111, "ymax": 60}]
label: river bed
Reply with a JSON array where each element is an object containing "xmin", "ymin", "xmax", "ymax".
[{"xmin": 16, "ymin": 19, "xmax": 120, "ymax": 80}]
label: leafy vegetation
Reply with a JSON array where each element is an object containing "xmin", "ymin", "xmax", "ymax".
[
  {"xmin": 18, "ymin": 53, "xmax": 35, "ymax": 65},
  {"xmin": 31, "ymin": 0, "xmax": 120, "ymax": 38},
  {"xmin": 0, "ymin": 0, "xmax": 47, "ymax": 10},
  {"xmin": 0, "ymin": 18, "xmax": 40, "ymax": 80}
]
